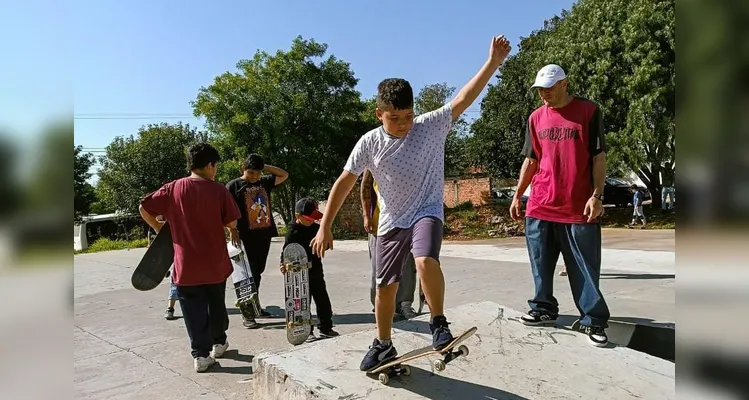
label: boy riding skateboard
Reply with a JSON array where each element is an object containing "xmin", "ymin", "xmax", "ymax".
[{"xmin": 310, "ymin": 34, "xmax": 512, "ymax": 371}]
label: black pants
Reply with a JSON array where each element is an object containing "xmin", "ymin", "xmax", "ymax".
[
  {"xmin": 309, "ymin": 264, "xmax": 333, "ymax": 331},
  {"xmin": 239, "ymin": 233, "xmax": 272, "ymax": 290},
  {"xmin": 176, "ymin": 281, "xmax": 229, "ymax": 358}
]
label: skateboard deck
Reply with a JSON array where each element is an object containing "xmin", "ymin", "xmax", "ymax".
[
  {"xmin": 367, "ymin": 326, "xmax": 478, "ymax": 385},
  {"xmin": 282, "ymin": 243, "xmax": 313, "ymax": 345},
  {"xmin": 227, "ymin": 242, "xmax": 262, "ymax": 317},
  {"xmin": 131, "ymin": 222, "xmax": 173, "ymax": 291}
]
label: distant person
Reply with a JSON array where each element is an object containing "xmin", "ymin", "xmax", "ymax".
[
  {"xmin": 360, "ymin": 169, "xmax": 417, "ymax": 319},
  {"xmin": 226, "ymin": 154, "xmax": 289, "ymax": 325},
  {"xmin": 164, "ymin": 264, "xmax": 178, "ymax": 320},
  {"xmin": 629, "ymin": 184, "xmax": 647, "ymax": 227},
  {"xmin": 139, "ymin": 142, "xmax": 241, "ymax": 372},
  {"xmin": 280, "ymin": 198, "xmax": 340, "ymax": 341},
  {"xmin": 510, "ymin": 64, "xmax": 611, "ymax": 347}
]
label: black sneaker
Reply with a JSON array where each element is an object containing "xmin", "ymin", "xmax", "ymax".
[
  {"xmin": 319, "ymin": 328, "xmax": 340, "ymax": 338},
  {"xmin": 164, "ymin": 308, "xmax": 176, "ymax": 320},
  {"xmin": 430, "ymin": 316, "xmax": 454, "ymax": 350},
  {"xmin": 584, "ymin": 325, "xmax": 608, "ymax": 347},
  {"xmin": 259, "ymin": 309, "xmax": 272, "ymax": 318},
  {"xmin": 520, "ymin": 310, "xmax": 558, "ymax": 326},
  {"xmin": 359, "ymin": 339, "xmax": 397, "ymax": 371}
]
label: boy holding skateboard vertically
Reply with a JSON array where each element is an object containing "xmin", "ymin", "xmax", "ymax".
[
  {"xmin": 281, "ymin": 198, "xmax": 339, "ymax": 341},
  {"xmin": 139, "ymin": 143, "xmax": 241, "ymax": 372},
  {"xmin": 310, "ymin": 35, "xmax": 512, "ymax": 371}
]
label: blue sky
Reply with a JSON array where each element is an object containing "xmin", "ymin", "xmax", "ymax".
[{"xmin": 69, "ymin": 0, "xmax": 575, "ymax": 157}]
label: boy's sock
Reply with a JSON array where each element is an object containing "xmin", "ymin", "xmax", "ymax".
[{"xmin": 378, "ymin": 338, "xmax": 392, "ymax": 346}]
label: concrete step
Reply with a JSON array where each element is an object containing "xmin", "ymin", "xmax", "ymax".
[{"xmin": 252, "ymin": 301, "xmax": 675, "ymax": 399}]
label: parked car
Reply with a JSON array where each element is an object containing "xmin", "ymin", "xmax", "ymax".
[
  {"xmin": 604, "ymin": 177, "xmax": 651, "ymax": 208},
  {"xmin": 492, "ymin": 187, "xmax": 528, "ymax": 206},
  {"xmin": 493, "ymin": 178, "xmax": 650, "ymax": 209}
]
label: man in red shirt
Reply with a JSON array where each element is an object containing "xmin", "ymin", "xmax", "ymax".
[
  {"xmin": 510, "ymin": 64, "xmax": 611, "ymax": 347},
  {"xmin": 139, "ymin": 143, "xmax": 242, "ymax": 372}
]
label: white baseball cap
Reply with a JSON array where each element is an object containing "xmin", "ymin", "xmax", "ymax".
[{"xmin": 531, "ymin": 64, "xmax": 567, "ymax": 89}]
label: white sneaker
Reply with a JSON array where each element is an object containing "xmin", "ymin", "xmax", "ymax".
[
  {"xmin": 211, "ymin": 341, "xmax": 229, "ymax": 358},
  {"xmin": 194, "ymin": 356, "xmax": 216, "ymax": 372}
]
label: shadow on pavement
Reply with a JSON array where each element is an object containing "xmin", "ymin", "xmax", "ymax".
[
  {"xmin": 211, "ymin": 350, "xmax": 254, "ymax": 375},
  {"xmin": 332, "ymin": 313, "xmax": 376, "ymax": 325},
  {"xmin": 368, "ymin": 365, "xmax": 530, "ymax": 400},
  {"xmin": 601, "ymin": 273, "xmax": 675, "ymax": 280}
]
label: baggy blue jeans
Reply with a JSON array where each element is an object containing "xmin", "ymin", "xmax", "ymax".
[{"xmin": 525, "ymin": 217, "xmax": 610, "ymax": 327}]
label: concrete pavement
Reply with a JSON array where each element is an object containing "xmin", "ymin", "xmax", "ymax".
[{"xmin": 74, "ymin": 229, "xmax": 675, "ymax": 399}]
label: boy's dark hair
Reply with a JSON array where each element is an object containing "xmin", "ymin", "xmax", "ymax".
[
  {"xmin": 242, "ymin": 154, "xmax": 265, "ymax": 171},
  {"xmin": 187, "ymin": 142, "xmax": 220, "ymax": 171},
  {"xmin": 377, "ymin": 78, "xmax": 413, "ymax": 110}
]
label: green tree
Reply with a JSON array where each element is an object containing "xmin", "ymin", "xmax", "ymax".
[
  {"xmin": 413, "ymin": 83, "xmax": 469, "ymax": 178},
  {"xmin": 96, "ymin": 122, "xmax": 208, "ymax": 215},
  {"xmin": 470, "ymin": 0, "xmax": 674, "ymax": 206},
  {"xmin": 538, "ymin": 0, "xmax": 675, "ymax": 205},
  {"xmin": 192, "ymin": 36, "xmax": 370, "ymax": 223},
  {"xmin": 74, "ymin": 145, "xmax": 96, "ymax": 221},
  {"xmin": 468, "ymin": 20, "xmax": 561, "ymax": 180}
]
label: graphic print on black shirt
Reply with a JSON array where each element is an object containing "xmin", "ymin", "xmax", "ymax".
[{"xmin": 226, "ymin": 175, "xmax": 278, "ymax": 238}]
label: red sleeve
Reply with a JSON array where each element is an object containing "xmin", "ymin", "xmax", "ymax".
[
  {"xmin": 140, "ymin": 183, "xmax": 172, "ymax": 218},
  {"xmin": 222, "ymin": 186, "xmax": 241, "ymax": 226}
]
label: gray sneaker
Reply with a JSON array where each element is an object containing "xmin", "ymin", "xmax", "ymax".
[
  {"xmin": 398, "ymin": 303, "xmax": 417, "ymax": 319},
  {"xmin": 164, "ymin": 308, "xmax": 176, "ymax": 320}
]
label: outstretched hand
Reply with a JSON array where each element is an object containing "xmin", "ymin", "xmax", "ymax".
[
  {"xmin": 489, "ymin": 35, "xmax": 512, "ymax": 65},
  {"xmin": 310, "ymin": 228, "xmax": 334, "ymax": 258}
]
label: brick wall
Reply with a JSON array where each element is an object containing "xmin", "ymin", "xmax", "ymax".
[
  {"xmin": 319, "ymin": 180, "xmax": 366, "ymax": 235},
  {"xmin": 443, "ymin": 176, "xmax": 492, "ymax": 208}
]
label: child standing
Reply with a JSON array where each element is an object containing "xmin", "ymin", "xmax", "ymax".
[
  {"xmin": 629, "ymin": 184, "xmax": 647, "ymax": 227},
  {"xmin": 281, "ymin": 198, "xmax": 339, "ymax": 341},
  {"xmin": 139, "ymin": 143, "xmax": 241, "ymax": 372},
  {"xmin": 164, "ymin": 264, "xmax": 178, "ymax": 320}
]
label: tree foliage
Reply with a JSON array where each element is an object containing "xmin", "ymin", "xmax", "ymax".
[
  {"xmin": 96, "ymin": 123, "xmax": 208, "ymax": 215},
  {"xmin": 470, "ymin": 0, "xmax": 674, "ymax": 205},
  {"xmin": 74, "ymin": 145, "xmax": 96, "ymax": 221},
  {"xmin": 414, "ymin": 83, "xmax": 469, "ymax": 178},
  {"xmin": 192, "ymin": 36, "xmax": 372, "ymax": 223}
]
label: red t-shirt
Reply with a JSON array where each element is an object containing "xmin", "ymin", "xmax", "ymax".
[
  {"xmin": 140, "ymin": 177, "xmax": 241, "ymax": 286},
  {"xmin": 521, "ymin": 97, "xmax": 606, "ymax": 224}
]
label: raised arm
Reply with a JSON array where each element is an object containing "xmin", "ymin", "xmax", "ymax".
[
  {"xmin": 263, "ymin": 164, "xmax": 289, "ymax": 186},
  {"xmin": 450, "ymin": 35, "xmax": 512, "ymax": 120}
]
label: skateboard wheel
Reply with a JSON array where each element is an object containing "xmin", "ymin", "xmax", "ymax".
[
  {"xmin": 458, "ymin": 345, "xmax": 469, "ymax": 357},
  {"xmin": 434, "ymin": 360, "xmax": 446, "ymax": 372},
  {"xmin": 402, "ymin": 365, "xmax": 411, "ymax": 376},
  {"xmin": 378, "ymin": 373, "xmax": 389, "ymax": 385}
]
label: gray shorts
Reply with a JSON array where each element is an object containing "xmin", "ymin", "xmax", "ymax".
[{"xmin": 374, "ymin": 216, "xmax": 443, "ymax": 288}]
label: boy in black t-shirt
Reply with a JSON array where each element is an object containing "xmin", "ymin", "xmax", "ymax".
[
  {"xmin": 226, "ymin": 154, "xmax": 289, "ymax": 324},
  {"xmin": 281, "ymin": 198, "xmax": 339, "ymax": 341}
]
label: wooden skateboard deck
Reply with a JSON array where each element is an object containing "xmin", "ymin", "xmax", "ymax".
[
  {"xmin": 282, "ymin": 243, "xmax": 312, "ymax": 345},
  {"xmin": 366, "ymin": 326, "xmax": 478, "ymax": 385},
  {"xmin": 131, "ymin": 222, "xmax": 173, "ymax": 291},
  {"xmin": 227, "ymin": 242, "xmax": 261, "ymax": 317}
]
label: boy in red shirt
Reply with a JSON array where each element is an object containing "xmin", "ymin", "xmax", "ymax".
[
  {"xmin": 510, "ymin": 64, "xmax": 611, "ymax": 347},
  {"xmin": 139, "ymin": 143, "xmax": 241, "ymax": 372}
]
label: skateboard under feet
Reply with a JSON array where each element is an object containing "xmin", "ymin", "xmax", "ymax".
[
  {"xmin": 366, "ymin": 326, "xmax": 477, "ymax": 385},
  {"xmin": 282, "ymin": 243, "xmax": 313, "ymax": 345}
]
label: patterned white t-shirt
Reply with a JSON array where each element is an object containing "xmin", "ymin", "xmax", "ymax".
[{"xmin": 344, "ymin": 103, "xmax": 453, "ymax": 236}]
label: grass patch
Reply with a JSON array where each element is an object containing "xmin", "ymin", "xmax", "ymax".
[{"xmin": 75, "ymin": 237, "xmax": 149, "ymax": 254}]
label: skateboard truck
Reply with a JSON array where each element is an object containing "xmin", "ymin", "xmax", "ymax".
[{"xmin": 433, "ymin": 344, "xmax": 469, "ymax": 371}]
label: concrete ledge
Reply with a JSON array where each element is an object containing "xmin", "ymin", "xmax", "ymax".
[{"xmin": 252, "ymin": 301, "xmax": 675, "ymax": 399}]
